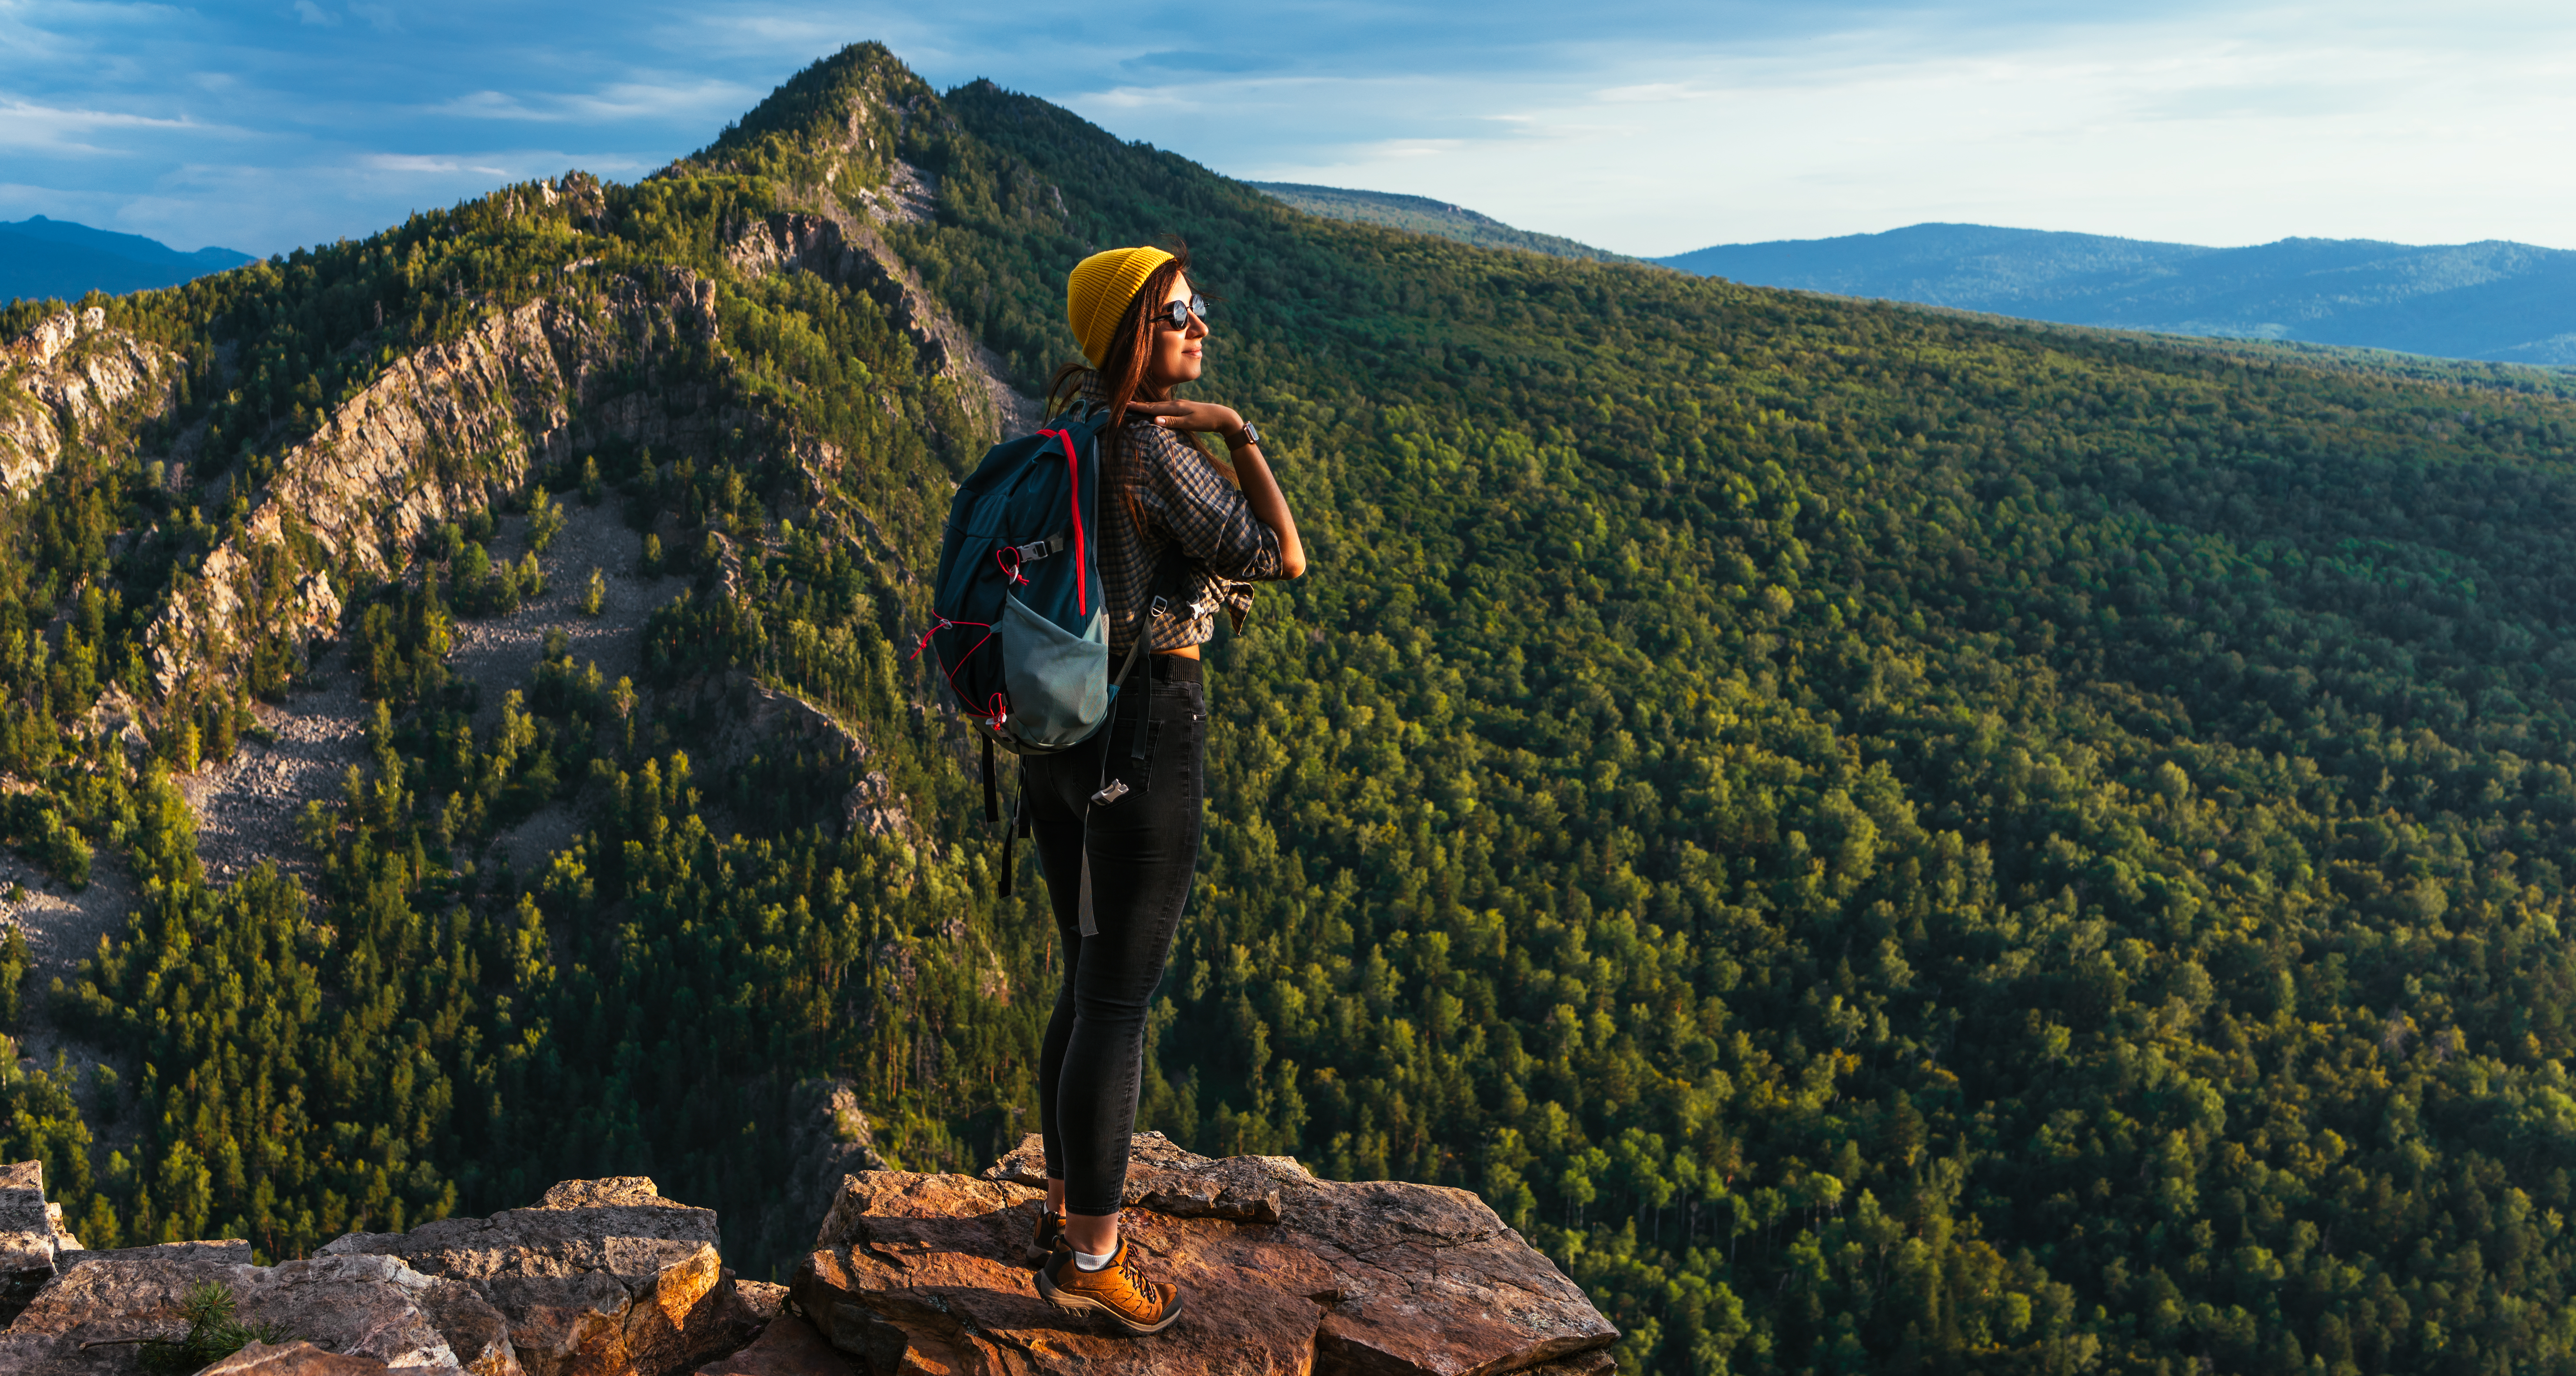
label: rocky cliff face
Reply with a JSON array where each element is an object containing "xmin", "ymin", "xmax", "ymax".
[
  {"xmin": 721, "ymin": 210, "xmax": 1032, "ymax": 441},
  {"xmin": 0, "ymin": 1142, "xmax": 1615, "ymax": 1376},
  {"xmin": 141, "ymin": 270, "xmax": 733, "ymax": 701},
  {"xmin": 0, "ymin": 306, "xmax": 183, "ymax": 493}
]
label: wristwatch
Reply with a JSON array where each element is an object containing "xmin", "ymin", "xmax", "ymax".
[{"xmin": 1226, "ymin": 420, "xmax": 1261, "ymax": 449}]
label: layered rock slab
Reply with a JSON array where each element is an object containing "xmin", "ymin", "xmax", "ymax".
[
  {"xmin": 790, "ymin": 1134, "xmax": 1616, "ymax": 1376},
  {"xmin": 0, "ymin": 1248, "xmax": 460, "ymax": 1373},
  {"xmin": 321, "ymin": 1176, "xmax": 766, "ymax": 1376}
]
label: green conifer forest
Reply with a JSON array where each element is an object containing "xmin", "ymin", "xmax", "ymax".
[{"xmin": 8, "ymin": 40, "xmax": 2576, "ymax": 1375}]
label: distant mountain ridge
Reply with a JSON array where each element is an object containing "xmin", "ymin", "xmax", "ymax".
[
  {"xmin": 1, "ymin": 215, "xmax": 254, "ymax": 305},
  {"xmin": 1658, "ymin": 222, "xmax": 2576, "ymax": 365},
  {"xmin": 1248, "ymin": 182, "xmax": 1635, "ymax": 263}
]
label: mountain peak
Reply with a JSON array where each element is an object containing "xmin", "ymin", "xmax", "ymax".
[{"xmin": 683, "ymin": 41, "xmax": 935, "ymax": 192}]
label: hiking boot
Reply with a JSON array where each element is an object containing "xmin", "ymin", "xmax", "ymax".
[
  {"xmin": 1035, "ymin": 1234, "xmax": 1184, "ymax": 1334},
  {"xmin": 1027, "ymin": 1206, "xmax": 1068, "ymax": 1267}
]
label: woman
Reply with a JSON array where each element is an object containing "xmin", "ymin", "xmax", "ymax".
[{"xmin": 1022, "ymin": 245, "xmax": 1306, "ymax": 1334}]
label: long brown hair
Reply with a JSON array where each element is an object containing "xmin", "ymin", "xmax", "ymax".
[{"xmin": 1046, "ymin": 248, "xmax": 1222, "ymax": 534}]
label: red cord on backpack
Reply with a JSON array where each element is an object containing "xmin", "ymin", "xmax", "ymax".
[
  {"xmin": 915, "ymin": 616, "xmax": 1009, "ymax": 727},
  {"xmin": 1044, "ymin": 429, "xmax": 1087, "ymax": 616}
]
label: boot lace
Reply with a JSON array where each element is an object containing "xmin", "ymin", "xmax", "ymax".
[{"xmin": 1116, "ymin": 1240, "xmax": 1153, "ymax": 1306}]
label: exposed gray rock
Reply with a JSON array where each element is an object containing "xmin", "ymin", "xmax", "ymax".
[
  {"xmin": 198, "ymin": 1340, "xmax": 394, "ymax": 1374},
  {"xmin": 319, "ymin": 1176, "xmax": 763, "ymax": 1376},
  {"xmin": 0, "ymin": 308, "xmax": 181, "ymax": 493},
  {"xmin": 0, "ymin": 1160, "xmax": 84, "ymax": 1326},
  {"xmin": 57, "ymin": 1240, "xmax": 252, "ymax": 1273},
  {"xmin": 0, "ymin": 1248, "xmax": 458, "ymax": 1373},
  {"xmin": 418, "ymin": 1278, "xmax": 522, "ymax": 1376}
]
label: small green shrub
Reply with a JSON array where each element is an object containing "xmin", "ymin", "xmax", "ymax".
[{"xmin": 141, "ymin": 1281, "xmax": 290, "ymax": 1374}]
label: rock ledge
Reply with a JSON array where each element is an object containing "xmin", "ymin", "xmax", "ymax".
[{"xmin": 793, "ymin": 1132, "xmax": 1617, "ymax": 1376}]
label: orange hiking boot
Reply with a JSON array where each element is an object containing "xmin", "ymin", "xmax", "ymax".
[
  {"xmin": 1028, "ymin": 1206, "xmax": 1068, "ymax": 1267},
  {"xmin": 1035, "ymin": 1234, "xmax": 1184, "ymax": 1334}
]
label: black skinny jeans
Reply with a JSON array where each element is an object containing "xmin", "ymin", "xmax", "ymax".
[{"xmin": 1024, "ymin": 654, "xmax": 1206, "ymax": 1218}]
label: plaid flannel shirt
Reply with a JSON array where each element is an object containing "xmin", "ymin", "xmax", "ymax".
[{"xmin": 1079, "ymin": 378, "xmax": 1285, "ymax": 653}]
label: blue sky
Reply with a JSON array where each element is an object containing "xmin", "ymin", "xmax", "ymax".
[{"xmin": 5, "ymin": 1, "xmax": 2573, "ymax": 258}]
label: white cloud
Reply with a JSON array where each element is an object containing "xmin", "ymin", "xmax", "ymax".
[
  {"xmin": 0, "ymin": 98, "xmax": 223, "ymax": 153},
  {"xmin": 425, "ymin": 77, "xmax": 752, "ymax": 124},
  {"xmin": 361, "ymin": 152, "xmax": 511, "ymax": 176},
  {"xmin": 293, "ymin": 0, "xmax": 339, "ymax": 26}
]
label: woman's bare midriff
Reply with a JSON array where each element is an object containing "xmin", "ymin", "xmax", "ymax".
[{"xmin": 1159, "ymin": 646, "xmax": 1201, "ymax": 660}]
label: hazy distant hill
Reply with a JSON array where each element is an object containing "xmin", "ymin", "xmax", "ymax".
[
  {"xmin": 1249, "ymin": 182, "xmax": 1636, "ymax": 263},
  {"xmin": 0, "ymin": 215, "xmax": 254, "ymax": 304},
  {"xmin": 1660, "ymin": 222, "xmax": 2576, "ymax": 364}
]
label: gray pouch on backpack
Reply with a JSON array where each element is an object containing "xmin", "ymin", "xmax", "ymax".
[{"xmin": 1001, "ymin": 596, "xmax": 1111, "ymax": 749}]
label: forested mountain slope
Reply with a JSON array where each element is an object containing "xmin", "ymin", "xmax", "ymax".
[{"xmin": 5, "ymin": 40, "xmax": 2576, "ymax": 1376}]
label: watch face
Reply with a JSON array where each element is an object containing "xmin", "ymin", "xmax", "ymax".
[{"xmin": 1241, "ymin": 422, "xmax": 1260, "ymax": 445}]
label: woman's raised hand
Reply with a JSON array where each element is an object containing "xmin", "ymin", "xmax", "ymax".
[{"xmin": 1126, "ymin": 398, "xmax": 1244, "ymax": 435}]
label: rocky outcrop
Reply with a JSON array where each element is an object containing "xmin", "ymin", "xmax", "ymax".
[
  {"xmin": 202, "ymin": 1340, "xmax": 412, "ymax": 1374},
  {"xmin": 703, "ymin": 676, "xmax": 909, "ymax": 842},
  {"xmin": 791, "ymin": 1134, "xmax": 1618, "ymax": 1376},
  {"xmin": 0, "ymin": 1146, "xmax": 1611, "ymax": 1376},
  {"xmin": 724, "ymin": 212, "xmax": 1033, "ymax": 440},
  {"xmin": 0, "ymin": 1160, "xmax": 84, "ymax": 1325},
  {"xmin": 0, "ymin": 1247, "xmax": 464, "ymax": 1373},
  {"xmin": 0, "ymin": 306, "xmax": 183, "ymax": 492},
  {"xmin": 0, "ymin": 1171, "xmax": 765, "ymax": 1376},
  {"xmin": 319, "ymin": 1176, "xmax": 767, "ymax": 1376},
  {"xmin": 143, "ymin": 271, "xmax": 730, "ymax": 700},
  {"xmin": 725, "ymin": 214, "xmax": 956, "ymax": 381}
]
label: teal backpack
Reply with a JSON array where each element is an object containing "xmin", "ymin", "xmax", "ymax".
[{"xmin": 921, "ymin": 409, "xmax": 1174, "ymax": 889}]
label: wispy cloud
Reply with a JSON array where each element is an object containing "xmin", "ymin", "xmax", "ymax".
[
  {"xmin": 425, "ymin": 77, "xmax": 751, "ymax": 124},
  {"xmin": 361, "ymin": 152, "xmax": 509, "ymax": 176},
  {"xmin": 0, "ymin": 98, "xmax": 228, "ymax": 153}
]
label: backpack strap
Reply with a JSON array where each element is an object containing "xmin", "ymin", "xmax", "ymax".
[
  {"xmin": 1000, "ymin": 783, "xmax": 1024, "ymax": 899},
  {"xmin": 982, "ymin": 736, "xmax": 999, "ymax": 824}
]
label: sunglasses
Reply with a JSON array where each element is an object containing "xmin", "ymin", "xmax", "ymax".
[{"xmin": 1151, "ymin": 294, "xmax": 1211, "ymax": 330}]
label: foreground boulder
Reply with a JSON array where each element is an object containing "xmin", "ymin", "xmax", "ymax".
[
  {"xmin": 790, "ymin": 1133, "xmax": 1617, "ymax": 1376},
  {"xmin": 322, "ymin": 1177, "xmax": 769, "ymax": 1376},
  {"xmin": 0, "ymin": 1176, "xmax": 767, "ymax": 1376},
  {"xmin": 0, "ymin": 1246, "xmax": 461, "ymax": 1373}
]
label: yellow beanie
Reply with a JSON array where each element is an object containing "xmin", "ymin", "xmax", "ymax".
[{"xmin": 1066, "ymin": 246, "xmax": 1175, "ymax": 368}]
